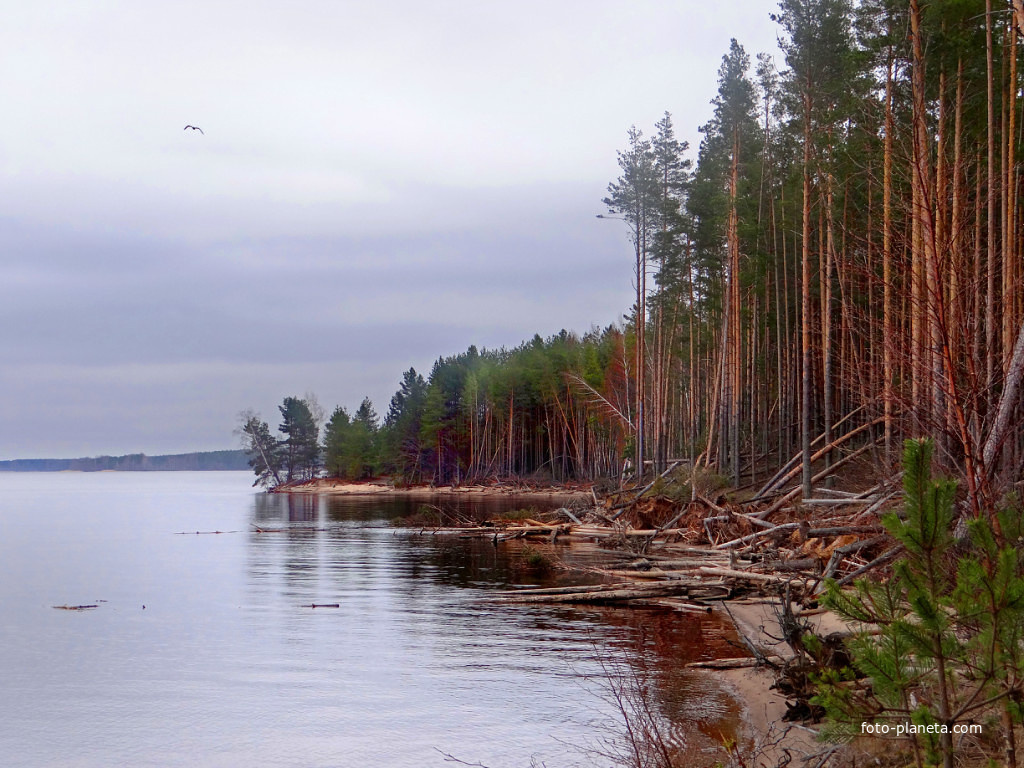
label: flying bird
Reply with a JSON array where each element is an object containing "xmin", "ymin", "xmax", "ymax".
[{"xmin": 183, "ymin": 125, "xmax": 204, "ymax": 134}]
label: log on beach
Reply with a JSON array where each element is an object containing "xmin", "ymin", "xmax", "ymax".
[
  {"xmin": 686, "ymin": 656, "xmax": 780, "ymax": 669},
  {"xmin": 698, "ymin": 566, "xmax": 812, "ymax": 588}
]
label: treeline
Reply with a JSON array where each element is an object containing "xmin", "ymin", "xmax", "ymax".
[
  {"xmin": 240, "ymin": 328, "xmax": 631, "ymax": 487},
  {"xmin": 600, "ymin": 0, "xmax": 1024, "ymax": 516},
  {"xmin": 244, "ymin": 0, "xmax": 1024, "ymax": 515},
  {"xmin": 0, "ymin": 450, "xmax": 250, "ymax": 472}
]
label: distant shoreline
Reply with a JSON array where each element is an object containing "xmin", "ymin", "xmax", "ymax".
[{"xmin": 0, "ymin": 449, "xmax": 249, "ymax": 472}]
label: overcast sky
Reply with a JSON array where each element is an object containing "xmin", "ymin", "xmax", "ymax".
[{"xmin": 0, "ymin": 0, "xmax": 784, "ymax": 459}]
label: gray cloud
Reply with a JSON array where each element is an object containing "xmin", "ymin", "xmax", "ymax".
[{"xmin": 0, "ymin": 0, "xmax": 782, "ymax": 458}]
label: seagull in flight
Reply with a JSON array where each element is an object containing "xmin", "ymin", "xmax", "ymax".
[{"xmin": 183, "ymin": 125, "xmax": 204, "ymax": 134}]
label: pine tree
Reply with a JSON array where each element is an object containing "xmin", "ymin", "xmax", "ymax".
[
  {"xmin": 381, "ymin": 368, "xmax": 427, "ymax": 482},
  {"xmin": 278, "ymin": 396, "xmax": 320, "ymax": 481},
  {"xmin": 818, "ymin": 439, "xmax": 1024, "ymax": 768},
  {"xmin": 322, "ymin": 406, "xmax": 351, "ymax": 478},
  {"xmin": 684, "ymin": 39, "xmax": 761, "ymax": 483},
  {"xmin": 649, "ymin": 112, "xmax": 691, "ymax": 475},
  {"xmin": 349, "ymin": 397, "xmax": 380, "ymax": 479},
  {"xmin": 604, "ymin": 127, "xmax": 659, "ymax": 480},
  {"xmin": 238, "ymin": 411, "xmax": 284, "ymax": 488}
]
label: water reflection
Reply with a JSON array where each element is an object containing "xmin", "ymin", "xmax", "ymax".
[
  {"xmin": 252, "ymin": 491, "xmax": 320, "ymax": 524},
  {"xmin": 0, "ymin": 475, "xmax": 757, "ymax": 768},
  {"xmin": 246, "ymin": 492, "xmax": 748, "ymax": 763},
  {"xmin": 285, "ymin": 493, "xmax": 317, "ymax": 523},
  {"xmin": 1, "ymin": 472, "xmax": 750, "ymax": 768}
]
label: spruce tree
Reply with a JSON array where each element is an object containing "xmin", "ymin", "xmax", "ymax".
[{"xmin": 381, "ymin": 368, "xmax": 427, "ymax": 482}]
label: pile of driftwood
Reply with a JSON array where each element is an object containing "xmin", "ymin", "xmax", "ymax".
[
  {"xmin": 428, "ymin": 470, "xmax": 902, "ymax": 739},
  {"xmin": 433, "ymin": 464, "xmax": 902, "ymax": 609}
]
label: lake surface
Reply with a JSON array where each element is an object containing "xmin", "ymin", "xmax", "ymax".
[{"xmin": 0, "ymin": 472, "xmax": 742, "ymax": 767}]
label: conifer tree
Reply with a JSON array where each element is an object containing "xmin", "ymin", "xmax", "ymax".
[
  {"xmin": 381, "ymin": 368, "xmax": 427, "ymax": 482},
  {"xmin": 239, "ymin": 412, "xmax": 283, "ymax": 488},
  {"xmin": 322, "ymin": 405, "xmax": 351, "ymax": 478},
  {"xmin": 604, "ymin": 127, "xmax": 659, "ymax": 479},
  {"xmin": 819, "ymin": 439, "xmax": 1024, "ymax": 768},
  {"xmin": 278, "ymin": 396, "xmax": 320, "ymax": 481},
  {"xmin": 350, "ymin": 397, "xmax": 379, "ymax": 479}
]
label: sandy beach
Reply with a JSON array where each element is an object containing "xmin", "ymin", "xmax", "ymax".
[
  {"xmin": 274, "ymin": 478, "xmax": 592, "ymax": 503},
  {"xmin": 709, "ymin": 600, "xmax": 854, "ymax": 761}
]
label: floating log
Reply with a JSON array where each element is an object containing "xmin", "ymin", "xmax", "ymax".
[
  {"xmin": 687, "ymin": 584, "xmax": 733, "ymax": 600},
  {"xmin": 495, "ymin": 581, "xmax": 700, "ymax": 604},
  {"xmin": 53, "ymin": 604, "xmax": 98, "ymax": 610},
  {"xmin": 596, "ymin": 569, "xmax": 676, "ymax": 580},
  {"xmin": 619, "ymin": 528, "xmax": 688, "ymax": 538},
  {"xmin": 496, "ymin": 582, "xmax": 637, "ymax": 597},
  {"xmin": 430, "ymin": 526, "xmax": 498, "ymax": 535},
  {"xmin": 566, "ymin": 525, "xmax": 688, "ymax": 539},
  {"xmin": 506, "ymin": 523, "xmax": 571, "ymax": 535},
  {"xmin": 596, "ymin": 569, "xmax": 723, "ymax": 580},
  {"xmin": 500, "ymin": 587, "xmax": 681, "ymax": 605},
  {"xmin": 306, "ymin": 603, "xmax": 341, "ymax": 608},
  {"xmin": 626, "ymin": 557, "xmax": 731, "ymax": 571},
  {"xmin": 634, "ymin": 598, "xmax": 714, "ymax": 614},
  {"xmin": 176, "ymin": 530, "xmax": 240, "ymax": 535}
]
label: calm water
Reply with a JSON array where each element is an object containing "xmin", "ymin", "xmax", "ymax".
[{"xmin": 0, "ymin": 472, "xmax": 742, "ymax": 767}]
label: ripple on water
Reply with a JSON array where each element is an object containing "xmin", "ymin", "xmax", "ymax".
[{"xmin": 0, "ymin": 474, "xmax": 745, "ymax": 768}]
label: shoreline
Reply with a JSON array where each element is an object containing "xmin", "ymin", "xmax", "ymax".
[
  {"xmin": 273, "ymin": 478, "xmax": 592, "ymax": 502},
  {"xmin": 711, "ymin": 600, "xmax": 852, "ymax": 762},
  {"xmin": 276, "ymin": 476, "xmax": 859, "ymax": 761}
]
